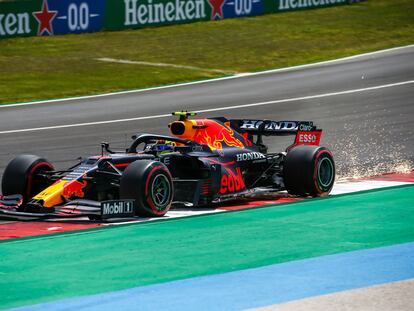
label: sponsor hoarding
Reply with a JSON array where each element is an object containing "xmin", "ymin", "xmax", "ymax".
[
  {"xmin": 0, "ymin": 0, "xmax": 104, "ymax": 38},
  {"xmin": 104, "ymin": 0, "xmax": 208, "ymax": 30},
  {"xmin": 0, "ymin": 0, "xmax": 349, "ymax": 39},
  {"xmin": 0, "ymin": 0, "xmax": 39, "ymax": 38},
  {"xmin": 276, "ymin": 0, "xmax": 347, "ymax": 12}
]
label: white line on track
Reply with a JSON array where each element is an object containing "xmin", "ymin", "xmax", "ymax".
[
  {"xmin": 96, "ymin": 58, "xmax": 235, "ymax": 74},
  {"xmin": 1, "ymin": 44, "xmax": 413, "ymax": 108},
  {"xmin": 1, "ymin": 79, "xmax": 413, "ymax": 135}
]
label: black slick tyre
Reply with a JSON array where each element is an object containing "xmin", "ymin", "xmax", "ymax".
[
  {"xmin": 1, "ymin": 155, "xmax": 54, "ymax": 202},
  {"xmin": 120, "ymin": 160, "xmax": 173, "ymax": 217},
  {"xmin": 283, "ymin": 145, "xmax": 335, "ymax": 197}
]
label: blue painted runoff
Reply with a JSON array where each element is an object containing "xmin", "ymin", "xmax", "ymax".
[{"xmin": 10, "ymin": 242, "xmax": 414, "ymax": 311}]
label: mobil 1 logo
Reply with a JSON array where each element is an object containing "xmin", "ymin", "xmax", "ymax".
[{"xmin": 101, "ymin": 200, "xmax": 135, "ymax": 219}]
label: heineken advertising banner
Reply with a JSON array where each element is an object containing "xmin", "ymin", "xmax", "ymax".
[
  {"xmin": 0, "ymin": 0, "xmax": 104, "ymax": 38},
  {"xmin": 104, "ymin": 0, "xmax": 208, "ymax": 30},
  {"xmin": 104, "ymin": 0, "xmax": 265, "ymax": 30},
  {"xmin": 0, "ymin": 0, "xmax": 349, "ymax": 39},
  {"xmin": 276, "ymin": 0, "xmax": 347, "ymax": 12}
]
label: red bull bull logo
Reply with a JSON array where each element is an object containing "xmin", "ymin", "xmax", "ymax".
[
  {"xmin": 33, "ymin": 179, "xmax": 88, "ymax": 208},
  {"xmin": 62, "ymin": 180, "xmax": 87, "ymax": 198},
  {"xmin": 192, "ymin": 120, "xmax": 246, "ymax": 150},
  {"xmin": 169, "ymin": 114, "xmax": 252, "ymax": 150}
]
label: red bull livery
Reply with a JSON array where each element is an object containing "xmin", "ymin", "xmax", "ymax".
[{"xmin": 0, "ymin": 112, "xmax": 335, "ymax": 220}]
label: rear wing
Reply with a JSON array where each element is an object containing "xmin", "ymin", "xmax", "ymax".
[{"xmin": 230, "ymin": 119, "xmax": 322, "ymax": 146}]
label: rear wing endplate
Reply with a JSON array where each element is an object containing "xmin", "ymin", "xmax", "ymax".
[{"xmin": 230, "ymin": 119, "xmax": 322, "ymax": 147}]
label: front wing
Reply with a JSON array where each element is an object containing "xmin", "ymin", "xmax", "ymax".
[{"xmin": 0, "ymin": 196, "xmax": 134, "ymax": 220}]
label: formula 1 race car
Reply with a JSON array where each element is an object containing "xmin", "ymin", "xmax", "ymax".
[{"xmin": 0, "ymin": 112, "xmax": 335, "ymax": 220}]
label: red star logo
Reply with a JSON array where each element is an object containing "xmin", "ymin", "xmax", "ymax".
[
  {"xmin": 208, "ymin": 0, "xmax": 226, "ymax": 20},
  {"xmin": 32, "ymin": 0, "xmax": 57, "ymax": 36}
]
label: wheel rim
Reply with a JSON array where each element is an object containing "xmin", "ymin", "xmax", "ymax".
[
  {"xmin": 150, "ymin": 174, "xmax": 171, "ymax": 209},
  {"xmin": 318, "ymin": 156, "xmax": 334, "ymax": 189}
]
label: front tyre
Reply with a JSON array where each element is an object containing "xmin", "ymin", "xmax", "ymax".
[
  {"xmin": 283, "ymin": 145, "xmax": 335, "ymax": 197},
  {"xmin": 120, "ymin": 160, "xmax": 173, "ymax": 217},
  {"xmin": 1, "ymin": 154, "xmax": 54, "ymax": 202}
]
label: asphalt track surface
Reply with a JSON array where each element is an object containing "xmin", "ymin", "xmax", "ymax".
[{"xmin": 1, "ymin": 45, "xmax": 414, "ymax": 183}]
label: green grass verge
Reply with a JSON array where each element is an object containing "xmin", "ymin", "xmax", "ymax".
[
  {"xmin": 0, "ymin": 0, "xmax": 413, "ymax": 104},
  {"xmin": 1, "ymin": 185, "xmax": 414, "ymax": 309}
]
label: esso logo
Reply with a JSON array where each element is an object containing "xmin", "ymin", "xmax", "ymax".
[{"xmin": 298, "ymin": 133, "xmax": 317, "ymax": 143}]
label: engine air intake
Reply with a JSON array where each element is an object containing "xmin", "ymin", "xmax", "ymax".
[{"xmin": 169, "ymin": 121, "xmax": 186, "ymax": 135}]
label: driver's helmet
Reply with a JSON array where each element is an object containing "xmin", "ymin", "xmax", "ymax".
[{"xmin": 144, "ymin": 140, "xmax": 175, "ymax": 154}]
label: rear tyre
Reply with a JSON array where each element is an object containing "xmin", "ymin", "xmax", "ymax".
[
  {"xmin": 283, "ymin": 145, "xmax": 335, "ymax": 197},
  {"xmin": 120, "ymin": 160, "xmax": 173, "ymax": 217},
  {"xmin": 1, "ymin": 155, "xmax": 54, "ymax": 202}
]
